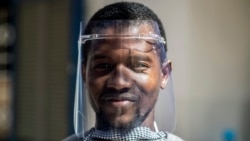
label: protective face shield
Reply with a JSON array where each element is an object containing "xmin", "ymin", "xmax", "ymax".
[{"xmin": 74, "ymin": 20, "xmax": 175, "ymax": 137}]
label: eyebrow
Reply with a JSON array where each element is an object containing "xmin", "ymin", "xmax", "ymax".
[
  {"xmin": 130, "ymin": 54, "xmax": 153, "ymax": 62},
  {"xmin": 89, "ymin": 51, "xmax": 154, "ymax": 63}
]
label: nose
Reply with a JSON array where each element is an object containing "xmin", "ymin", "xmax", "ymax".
[{"xmin": 106, "ymin": 64, "xmax": 132, "ymax": 90}]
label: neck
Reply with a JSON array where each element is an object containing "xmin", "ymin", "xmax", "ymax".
[{"xmin": 140, "ymin": 109, "xmax": 155, "ymax": 131}]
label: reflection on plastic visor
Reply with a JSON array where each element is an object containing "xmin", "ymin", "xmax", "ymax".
[{"xmin": 80, "ymin": 34, "xmax": 166, "ymax": 53}]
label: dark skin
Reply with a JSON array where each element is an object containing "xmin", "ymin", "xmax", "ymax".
[{"xmin": 82, "ymin": 24, "xmax": 171, "ymax": 131}]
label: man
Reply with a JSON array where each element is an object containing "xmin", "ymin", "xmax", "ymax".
[{"xmin": 63, "ymin": 2, "xmax": 184, "ymax": 141}]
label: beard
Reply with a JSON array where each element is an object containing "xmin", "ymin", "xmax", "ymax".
[
  {"xmin": 95, "ymin": 103, "xmax": 154, "ymax": 131},
  {"xmin": 93, "ymin": 84, "xmax": 158, "ymax": 131}
]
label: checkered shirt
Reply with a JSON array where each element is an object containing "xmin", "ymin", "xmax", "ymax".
[{"xmin": 82, "ymin": 126, "xmax": 168, "ymax": 141}]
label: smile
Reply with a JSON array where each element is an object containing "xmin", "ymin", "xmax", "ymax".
[
  {"xmin": 108, "ymin": 99, "xmax": 133, "ymax": 107},
  {"xmin": 101, "ymin": 94, "xmax": 138, "ymax": 108}
]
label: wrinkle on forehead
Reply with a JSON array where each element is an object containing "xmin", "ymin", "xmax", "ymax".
[
  {"xmin": 91, "ymin": 38, "xmax": 151, "ymax": 51},
  {"xmin": 91, "ymin": 23, "xmax": 156, "ymax": 35},
  {"xmin": 88, "ymin": 24, "xmax": 158, "ymax": 53}
]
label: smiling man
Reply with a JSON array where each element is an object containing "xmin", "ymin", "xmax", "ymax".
[
  {"xmin": 63, "ymin": 2, "xmax": 184, "ymax": 141},
  {"xmin": 85, "ymin": 22, "xmax": 166, "ymax": 131}
]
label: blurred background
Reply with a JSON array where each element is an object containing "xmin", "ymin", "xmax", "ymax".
[{"xmin": 0, "ymin": 0, "xmax": 249, "ymax": 141}]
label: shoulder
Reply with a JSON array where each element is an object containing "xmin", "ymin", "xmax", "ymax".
[
  {"xmin": 166, "ymin": 132, "xmax": 185, "ymax": 141},
  {"xmin": 61, "ymin": 134, "xmax": 82, "ymax": 141}
]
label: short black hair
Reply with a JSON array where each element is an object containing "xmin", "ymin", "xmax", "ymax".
[{"xmin": 83, "ymin": 2, "xmax": 167, "ymax": 63}]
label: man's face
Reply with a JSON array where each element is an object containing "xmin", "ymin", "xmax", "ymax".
[{"xmin": 83, "ymin": 24, "xmax": 168, "ymax": 130}]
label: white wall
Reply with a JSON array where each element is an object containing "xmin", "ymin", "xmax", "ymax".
[{"xmin": 84, "ymin": 0, "xmax": 250, "ymax": 141}]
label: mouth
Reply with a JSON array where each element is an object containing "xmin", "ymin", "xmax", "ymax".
[
  {"xmin": 108, "ymin": 100, "xmax": 133, "ymax": 107},
  {"xmin": 101, "ymin": 94, "xmax": 138, "ymax": 108}
]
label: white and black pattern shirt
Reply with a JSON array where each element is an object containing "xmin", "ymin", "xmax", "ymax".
[{"xmin": 62, "ymin": 127, "xmax": 184, "ymax": 141}]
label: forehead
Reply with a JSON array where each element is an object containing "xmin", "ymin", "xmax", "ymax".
[
  {"xmin": 88, "ymin": 23, "xmax": 158, "ymax": 51},
  {"xmin": 87, "ymin": 39, "xmax": 160, "ymax": 65},
  {"xmin": 91, "ymin": 22, "xmax": 156, "ymax": 35},
  {"xmin": 90, "ymin": 39, "xmax": 153, "ymax": 55},
  {"xmin": 87, "ymin": 42, "xmax": 161, "ymax": 68},
  {"xmin": 85, "ymin": 23, "xmax": 162, "ymax": 63}
]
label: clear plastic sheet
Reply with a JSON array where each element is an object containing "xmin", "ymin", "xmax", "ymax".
[{"xmin": 74, "ymin": 20, "xmax": 175, "ymax": 137}]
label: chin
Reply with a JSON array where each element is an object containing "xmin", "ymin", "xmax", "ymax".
[
  {"xmin": 109, "ymin": 113, "xmax": 146, "ymax": 130},
  {"xmin": 109, "ymin": 116, "xmax": 135, "ymax": 129},
  {"xmin": 97, "ymin": 108, "xmax": 148, "ymax": 130},
  {"xmin": 97, "ymin": 114, "xmax": 139, "ymax": 131}
]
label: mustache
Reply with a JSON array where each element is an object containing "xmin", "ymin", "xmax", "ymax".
[{"xmin": 100, "ymin": 87, "xmax": 139, "ymax": 101}]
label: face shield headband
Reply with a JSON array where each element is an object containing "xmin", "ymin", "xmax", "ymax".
[{"xmin": 74, "ymin": 20, "xmax": 176, "ymax": 137}]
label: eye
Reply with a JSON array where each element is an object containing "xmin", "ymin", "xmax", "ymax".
[
  {"xmin": 93, "ymin": 63, "xmax": 113, "ymax": 72},
  {"xmin": 132, "ymin": 61, "xmax": 150, "ymax": 72}
]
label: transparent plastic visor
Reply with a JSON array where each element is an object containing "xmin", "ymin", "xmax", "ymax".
[
  {"xmin": 74, "ymin": 20, "xmax": 175, "ymax": 137},
  {"xmin": 80, "ymin": 34, "xmax": 166, "ymax": 44}
]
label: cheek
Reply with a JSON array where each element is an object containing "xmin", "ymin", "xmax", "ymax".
[
  {"xmin": 137, "ymin": 69, "xmax": 162, "ymax": 95},
  {"xmin": 87, "ymin": 77, "xmax": 103, "ymax": 94},
  {"xmin": 86, "ymin": 72, "xmax": 107, "ymax": 111},
  {"xmin": 135, "ymin": 69, "xmax": 162, "ymax": 108}
]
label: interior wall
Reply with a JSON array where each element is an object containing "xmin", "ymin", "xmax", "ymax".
[
  {"xmin": 177, "ymin": 1, "xmax": 249, "ymax": 141},
  {"xmin": 84, "ymin": 0, "xmax": 250, "ymax": 141},
  {"xmin": 16, "ymin": 0, "xmax": 70, "ymax": 140}
]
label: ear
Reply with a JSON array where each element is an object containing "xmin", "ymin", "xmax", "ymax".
[{"xmin": 160, "ymin": 60, "xmax": 172, "ymax": 89}]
